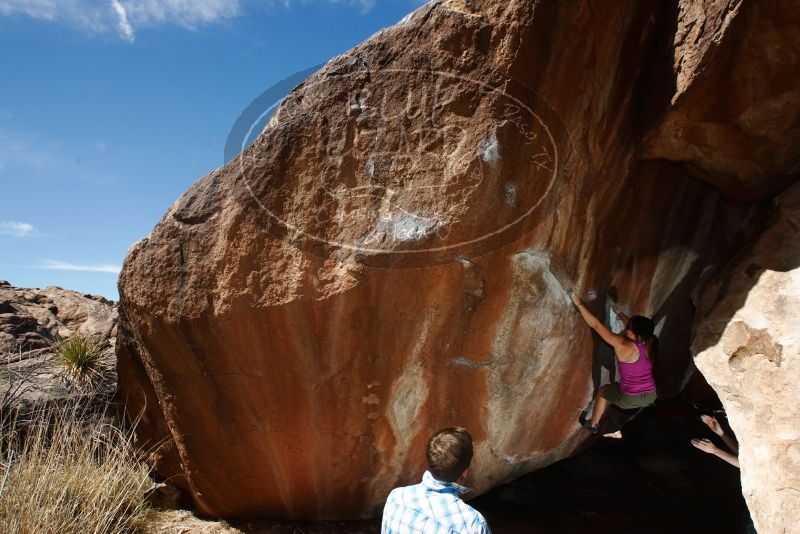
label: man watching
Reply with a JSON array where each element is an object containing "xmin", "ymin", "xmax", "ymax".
[{"xmin": 381, "ymin": 427, "xmax": 491, "ymax": 533}]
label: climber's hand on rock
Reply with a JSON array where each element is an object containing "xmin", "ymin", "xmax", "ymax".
[
  {"xmin": 570, "ymin": 291, "xmax": 582, "ymax": 306},
  {"xmin": 701, "ymin": 415, "xmax": 724, "ymax": 436},
  {"xmin": 691, "ymin": 438, "xmax": 719, "ymax": 456}
]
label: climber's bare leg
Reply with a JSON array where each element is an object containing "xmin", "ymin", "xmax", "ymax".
[{"xmin": 590, "ymin": 394, "xmax": 608, "ymax": 427}]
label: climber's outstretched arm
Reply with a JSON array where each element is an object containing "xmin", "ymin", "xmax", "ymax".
[
  {"xmin": 702, "ymin": 415, "xmax": 739, "ymax": 454},
  {"xmin": 720, "ymin": 432, "xmax": 739, "ymax": 455},
  {"xmin": 715, "ymin": 448, "xmax": 740, "ymax": 468},
  {"xmin": 571, "ymin": 292, "xmax": 627, "ymax": 349},
  {"xmin": 692, "ymin": 438, "xmax": 740, "ymax": 468}
]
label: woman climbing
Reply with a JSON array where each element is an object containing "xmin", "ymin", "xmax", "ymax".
[{"xmin": 570, "ymin": 291, "xmax": 658, "ymax": 434}]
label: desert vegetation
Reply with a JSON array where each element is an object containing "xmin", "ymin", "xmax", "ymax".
[
  {"xmin": 0, "ymin": 400, "xmax": 154, "ymax": 534},
  {"xmin": 52, "ymin": 334, "xmax": 110, "ymax": 390},
  {"xmin": 1, "ymin": 336, "xmax": 154, "ymax": 534}
]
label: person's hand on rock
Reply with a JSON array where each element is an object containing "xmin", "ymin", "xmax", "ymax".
[
  {"xmin": 692, "ymin": 437, "xmax": 740, "ymax": 468},
  {"xmin": 701, "ymin": 415, "xmax": 724, "ymax": 436},
  {"xmin": 570, "ymin": 291, "xmax": 582, "ymax": 307},
  {"xmin": 691, "ymin": 438, "xmax": 720, "ymax": 456}
]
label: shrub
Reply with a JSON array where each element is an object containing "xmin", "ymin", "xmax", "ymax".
[
  {"xmin": 52, "ymin": 334, "xmax": 106, "ymax": 390},
  {"xmin": 0, "ymin": 403, "xmax": 153, "ymax": 533}
]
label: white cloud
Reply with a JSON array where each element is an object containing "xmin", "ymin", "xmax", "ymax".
[
  {"xmin": 110, "ymin": 0, "xmax": 134, "ymax": 42},
  {"xmin": 0, "ymin": 221, "xmax": 37, "ymax": 237},
  {"xmin": 39, "ymin": 259, "xmax": 121, "ymax": 274},
  {"xmin": 281, "ymin": 0, "xmax": 376, "ymax": 13},
  {"xmin": 0, "ymin": 1, "xmax": 115, "ymax": 34},
  {"xmin": 353, "ymin": 0, "xmax": 375, "ymax": 12},
  {"xmin": 121, "ymin": 0, "xmax": 241, "ymax": 30},
  {"xmin": 0, "ymin": 0, "xmax": 241, "ymax": 41},
  {"xmin": 0, "ymin": 0, "xmax": 390, "ymax": 41}
]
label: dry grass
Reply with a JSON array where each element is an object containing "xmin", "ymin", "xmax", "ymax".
[
  {"xmin": 145, "ymin": 510, "xmax": 242, "ymax": 533},
  {"xmin": 0, "ymin": 403, "xmax": 154, "ymax": 534}
]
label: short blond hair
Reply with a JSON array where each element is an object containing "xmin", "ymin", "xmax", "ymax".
[{"xmin": 426, "ymin": 427, "xmax": 473, "ymax": 482}]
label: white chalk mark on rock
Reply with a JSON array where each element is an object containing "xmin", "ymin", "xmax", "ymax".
[
  {"xmin": 479, "ymin": 134, "xmax": 500, "ymax": 166},
  {"xmin": 371, "ymin": 212, "xmax": 442, "ymax": 243},
  {"xmin": 511, "ymin": 250, "xmax": 572, "ymax": 306},
  {"xmin": 452, "ymin": 356, "xmax": 493, "ymax": 368}
]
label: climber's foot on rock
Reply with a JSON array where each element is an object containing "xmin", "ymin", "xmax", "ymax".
[{"xmin": 579, "ymin": 415, "xmax": 599, "ymax": 435}]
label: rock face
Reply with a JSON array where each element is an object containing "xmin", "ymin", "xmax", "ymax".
[
  {"xmin": 0, "ymin": 281, "xmax": 117, "ymax": 352},
  {"xmin": 692, "ymin": 183, "xmax": 800, "ymax": 534},
  {"xmin": 117, "ymin": 0, "xmax": 799, "ymax": 521},
  {"xmin": 642, "ymin": 0, "xmax": 800, "ymax": 201}
]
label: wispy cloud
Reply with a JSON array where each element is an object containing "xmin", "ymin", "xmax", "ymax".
[
  {"xmin": 0, "ymin": 0, "xmax": 119, "ymax": 35},
  {"xmin": 0, "ymin": 126, "xmax": 114, "ymax": 186},
  {"xmin": 341, "ymin": 0, "xmax": 376, "ymax": 13},
  {"xmin": 0, "ymin": 0, "xmax": 389, "ymax": 41},
  {"xmin": 0, "ymin": 0, "xmax": 241, "ymax": 42},
  {"xmin": 110, "ymin": 0, "xmax": 134, "ymax": 42},
  {"xmin": 117, "ymin": 0, "xmax": 242, "ymax": 33},
  {"xmin": 0, "ymin": 127, "xmax": 55, "ymax": 175},
  {"xmin": 0, "ymin": 221, "xmax": 37, "ymax": 237},
  {"xmin": 39, "ymin": 259, "xmax": 121, "ymax": 274},
  {"xmin": 280, "ymin": 0, "xmax": 377, "ymax": 13}
]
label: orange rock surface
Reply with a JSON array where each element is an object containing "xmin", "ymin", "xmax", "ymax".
[{"xmin": 117, "ymin": 0, "xmax": 799, "ymax": 519}]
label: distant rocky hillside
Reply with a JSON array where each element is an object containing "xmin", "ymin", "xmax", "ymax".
[
  {"xmin": 1, "ymin": 281, "xmax": 118, "ymax": 405},
  {"xmin": 0, "ymin": 280, "xmax": 117, "ymax": 353}
]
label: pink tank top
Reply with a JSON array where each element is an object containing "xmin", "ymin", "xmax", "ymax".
[{"xmin": 618, "ymin": 341, "xmax": 657, "ymax": 395}]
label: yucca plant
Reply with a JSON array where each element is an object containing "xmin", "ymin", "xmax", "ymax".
[{"xmin": 51, "ymin": 334, "xmax": 105, "ymax": 390}]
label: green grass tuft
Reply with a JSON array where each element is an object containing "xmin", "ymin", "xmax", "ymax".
[{"xmin": 52, "ymin": 334, "xmax": 105, "ymax": 390}]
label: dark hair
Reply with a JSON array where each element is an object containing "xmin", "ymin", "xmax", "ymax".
[
  {"xmin": 628, "ymin": 315, "xmax": 654, "ymax": 340},
  {"xmin": 628, "ymin": 315, "xmax": 658, "ymax": 366},
  {"xmin": 426, "ymin": 427, "xmax": 473, "ymax": 483}
]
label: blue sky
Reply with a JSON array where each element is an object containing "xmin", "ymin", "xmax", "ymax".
[{"xmin": 0, "ymin": 0, "xmax": 423, "ymax": 299}]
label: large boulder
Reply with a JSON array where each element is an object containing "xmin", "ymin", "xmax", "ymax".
[
  {"xmin": 117, "ymin": 0, "xmax": 796, "ymax": 520},
  {"xmin": 692, "ymin": 182, "xmax": 800, "ymax": 534}
]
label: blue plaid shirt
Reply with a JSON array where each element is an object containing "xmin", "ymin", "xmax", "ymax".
[{"xmin": 381, "ymin": 471, "xmax": 491, "ymax": 534}]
